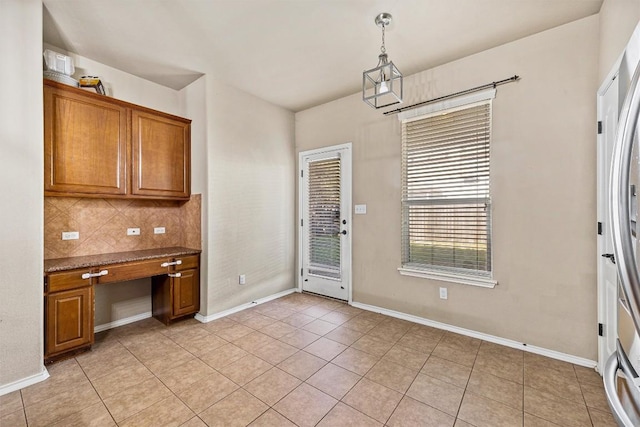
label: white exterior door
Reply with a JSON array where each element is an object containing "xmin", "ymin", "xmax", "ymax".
[
  {"xmin": 597, "ymin": 73, "xmax": 620, "ymax": 372},
  {"xmin": 299, "ymin": 144, "xmax": 351, "ymax": 301}
]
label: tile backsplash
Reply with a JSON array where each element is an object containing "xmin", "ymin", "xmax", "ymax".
[{"xmin": 44, "ymin": 194, "xmax": 201, "ymax": 259}]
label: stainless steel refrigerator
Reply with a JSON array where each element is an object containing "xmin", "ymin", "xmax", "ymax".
[{"xmin": 605, "ymin": 26, "xmax": 640, "ymax": 426}]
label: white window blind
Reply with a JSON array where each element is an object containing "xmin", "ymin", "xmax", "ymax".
[
  {"xmin": 308, "ymin": 157, "xmax": 342, "ymax": 280},
  {"xmin": 401, "ymin": 100, "xmax": 492, "ymax": 277}
]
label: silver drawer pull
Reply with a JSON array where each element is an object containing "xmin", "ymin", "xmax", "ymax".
[
  {"xmin": 161, "ymin": 260, "xmax": 183, "ymax": 268},
  {"xmin": 168, "ymin": 272, "xmax": 182, "ymax": 278},
  {"xmin": 81, "ymin": 270, "xmax": 108, "ymax": 280}
]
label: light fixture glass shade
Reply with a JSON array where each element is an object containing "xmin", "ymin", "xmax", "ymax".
[{"xmin": 363, "ymin": 60, "xmax": 403, "ymax": 109}]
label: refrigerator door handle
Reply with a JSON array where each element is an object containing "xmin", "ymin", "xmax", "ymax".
[
  {"xmin": 604, "ymin": 341, "xmax": 640, "ymax": 427},
  {"xmin": 605, "ymin": 351, "xmax": 635, "ymax": 427},
  {"xmin": 611, "ymin": 59, "xmax": 640, "ymax": 335}
]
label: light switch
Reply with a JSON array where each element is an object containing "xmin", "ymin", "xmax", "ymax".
[{"xmin": 355, "ymin": 204, "xmax": 367, "ymax": 214}]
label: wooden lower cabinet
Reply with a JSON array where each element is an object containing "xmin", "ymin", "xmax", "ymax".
[
  {"xmin": 44, "ymin": 252, "xmax": 201, "ymax": 360},
  {"xmin": 45, "ymin": 286, "xmax": 94, "ymax": 360},
  {"xmin": 172, "ymin": 269, "xmax": 200, "ymax": 317},
  {"xmin": 152, "ymin": 268, "xmax": 200, "ymax": 325}
]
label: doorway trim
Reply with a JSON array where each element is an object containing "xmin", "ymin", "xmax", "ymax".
[
  {"xmin": 597, "ymin": 55, "xmax": 622, "ymax": 373},
  {"xmin": 297, "ymin": 142, "xmax": 352, "ymax": 303}
]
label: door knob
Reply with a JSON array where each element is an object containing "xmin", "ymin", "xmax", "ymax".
[{"xmin": 602, "ymin": 253, "xmax": 616, "ymax": 264}]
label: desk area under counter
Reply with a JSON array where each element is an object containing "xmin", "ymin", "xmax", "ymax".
[{"xmin": 44, "ymin": 247, "xmax": 201, "ymax": 362}]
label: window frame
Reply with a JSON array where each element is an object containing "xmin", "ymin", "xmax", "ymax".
[{"xmin": 397, "ymin": 90, "xmax": 497, "ymax": 289}]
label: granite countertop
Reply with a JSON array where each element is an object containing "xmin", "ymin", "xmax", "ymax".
[{"xmin": 44, "ymin": 247, "xmax": 201, "ymax": 273}]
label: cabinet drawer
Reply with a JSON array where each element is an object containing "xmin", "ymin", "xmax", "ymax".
[
  {"xmin": 97, "ymin": 258, "xmax": 167, "ymax": 284},
  {"xmin": 173, "ymin": 255, "xmax": 199, "ymax": 271},
  {"xmin": 48, "ymin": 269, "xmax": 94, "ymax": 292}
]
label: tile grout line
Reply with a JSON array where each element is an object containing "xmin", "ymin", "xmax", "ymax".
[
  {"xmin": 522, "ymin": 348, "xmax": 525, "ymax": 427},
  {"xmin": 19, "ymin": 388, "xmax": 27, "ymax": 427},
  {"xmin": 114, "ymin": 329, "xmax": 193, "ymax": 426},
  {"xmin": 75, "ymin": 355, "xmax": 120, "ymax": 426},
  {"xmin": 375, "ymin": 325, "xmax": 430, "ymax": 425},
  {"xmin": 449, "ymin": 335, "xmax": 480, "ymax": 424}
]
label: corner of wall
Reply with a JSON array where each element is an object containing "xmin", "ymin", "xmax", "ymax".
[{"xmin": 0, "ymin": 0, "xmax": 46, "ymax": 391}]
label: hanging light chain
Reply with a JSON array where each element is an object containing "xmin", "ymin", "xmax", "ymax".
[{"xmin": 380, "ymin": 23, "xmax": 386, "ymax": 54}]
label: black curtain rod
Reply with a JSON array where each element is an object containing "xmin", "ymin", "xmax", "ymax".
[{"xmin": 383, "ymin": 75, "xmax": 520, "ymax": 116}]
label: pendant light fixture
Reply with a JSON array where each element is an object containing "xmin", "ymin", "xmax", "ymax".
[{"xmin": 363, "ymin": 13, "xmax": 403, "ymax": 109}]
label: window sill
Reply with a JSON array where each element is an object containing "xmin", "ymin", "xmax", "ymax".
[{"xmin": 397, "ymin": 267, "xmax": 497, "ymax": 288}]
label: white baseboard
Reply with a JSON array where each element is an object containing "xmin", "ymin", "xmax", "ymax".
[
  {"xmin": 195, "ymin": 288, "xmax": 297, "ymax": 323},
  {"xmin": 94, "ymin": 311, "xmax": 152, "ymax": 333},
  {"xmin": 0, "ymin": 366, "xmax": 49, "ymax": 397},
  {"xmin": 351, "ymin": 301, "xmax": 597, "ymax": 368}
]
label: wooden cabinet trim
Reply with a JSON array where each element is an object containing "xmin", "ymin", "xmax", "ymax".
[
  {"xmin": 45, "ymin": 254, "xmax": 200, "ymax": 288},
  {"xmin": 48, "ymin": 269, "xmax": 94, "ymax": 293},
  {"xmin": 44, "ymin": 80, "xmax": 191, "ymax": 124}
]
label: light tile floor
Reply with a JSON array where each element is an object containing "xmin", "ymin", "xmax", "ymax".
[{"xmin": 1, "ymin": 292, "xmax": 617, "ymax": 426}]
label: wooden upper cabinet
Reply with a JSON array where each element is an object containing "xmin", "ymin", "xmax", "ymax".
[
  {"xmin": 44, "ymin": 83, "xmax": 127, "ymax": 195},
  {"xmin": 43, "ymin": 80, "xmax": 191, "ymax": 200},
  {"xmin": 131, "ymin": 110, "xmax": 191, "ymax": 199}
]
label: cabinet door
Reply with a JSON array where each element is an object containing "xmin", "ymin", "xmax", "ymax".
[
  {"xmin": 131, "ymin": 110, "xmax": 191, "ymax": 199},
  {"xmin": 172, "ymin": 268, "xmax": 200, "ymax": 317},
  {"xmin": 44, "ymin": 84, "xmax": 127, "ymax": 195},
  {"xmin": 45, "ymin": 286, "xmax": 94, "ymax": 357}
]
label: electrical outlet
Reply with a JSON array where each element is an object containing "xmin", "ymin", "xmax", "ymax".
[
  {"xmin": 239, "ymin": 274, "xmax": 246, "ymax": 285},
  {"xmin": 355, "ymin": 204, "xmax": 367, "ymax": 214},
  {"xmin": 439, "ymin": 287, "xmax": 448, "ymax": 300},
  {"xmin": 154, "ymin": 227, "xmax": 166, "ymax": 234},
  {"xmin": 61, "ymin": 231, "xmax": 79, "ymax": 240},
  {"xmin": 127, "ymin": 228, "xmax": 141, "ymax": 236}
]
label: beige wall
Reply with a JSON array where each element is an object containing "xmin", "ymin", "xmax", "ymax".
[
  {"xmin": 599, "ymin": 0, "xmax": 640, "ymax": 81},
  {"xmin": 179, "ymin": 76, "xmax": 209, "ymax": 316},
  {"xmin": 296, "ymin": 16, "xmax": 599, "ymax": 359},
  {"xmin": 205, "ymin": 78, "xmax": 296, "ymax": 314},
  {"xmin": 0, "ymin": 0, "xmax": 45, "ymax": 389},
  {"xmin": 44, "ymin": 42, "xmax": 182, "ymax": 116}
]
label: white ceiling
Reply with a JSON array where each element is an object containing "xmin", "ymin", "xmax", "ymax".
[{"xmin": 42, "ymin": 0, "xmax": 603, "ymax": 112}]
